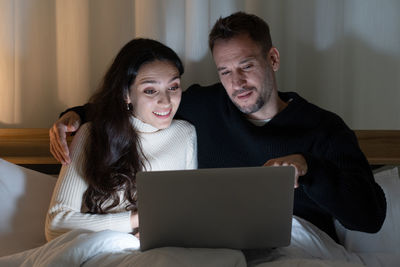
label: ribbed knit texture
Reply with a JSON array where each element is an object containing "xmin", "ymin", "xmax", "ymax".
[
  {"xmin": 69, "ymin": 82, "xmax": 386, "ymax": 242},
  {"xmin": 176, "ymin": 83, "xmax": 386, "ymax": 242},
  {"xmin": 45, "ymin": 118, "xmax": 197, "ymax": 241}
]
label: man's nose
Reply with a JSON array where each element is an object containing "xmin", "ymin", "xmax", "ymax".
[{"xmin": 231, "ymin": 70, "xmax": 246, "ymax": 90}]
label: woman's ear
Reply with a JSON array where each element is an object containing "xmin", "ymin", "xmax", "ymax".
[
  {"xmin": 268, "ymin": 47, "xmax": 280, "ymax": 72},
  {"xmin": 125, "ymin": 93, "xmax": 132, "ymax": 105},
  {"xmin": 124, "ymin": 93, "xmax": 133, "ymax": 111},
  {"xmin": 125, "ymin": 94, "xmax": 133, "ymax": 112}
]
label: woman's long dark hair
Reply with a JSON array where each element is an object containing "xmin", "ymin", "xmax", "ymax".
[{"xmin": 83, "ymin": 38, "xmax": 184, "ymax": 214}]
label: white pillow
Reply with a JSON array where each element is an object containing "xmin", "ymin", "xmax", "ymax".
[
  {"xmin": 0, "ymin": 159, "xmax": 56, "ymax": 256},
  {"xmin": 335, "ymin": 166, "xmax": 400, "ymax": 253}
]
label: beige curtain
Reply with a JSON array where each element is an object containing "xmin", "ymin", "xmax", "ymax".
[{"xmin": 1, "ymin": 0, "xmax": 399, "ymax": 129}]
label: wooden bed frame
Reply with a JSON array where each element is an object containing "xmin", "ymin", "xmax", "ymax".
[
  {"xmin": 0, "ymin": 129, "xmax": 73, "ymax": 174},
  {"xmin": 354, "ymin": 130, "xmax": 400, "ymax": 165},
  {"xmin": 1, "ymin": 128, "xmax": 400, "ymax": 169}
]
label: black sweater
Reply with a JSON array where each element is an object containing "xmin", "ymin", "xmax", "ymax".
[
  {"xmin": 177, "ymin": 83, "xmax": 386, "ymax": 242},
  {"xmin": 71, "ymin": 82, "xmax": 386, "ymax": 242}
]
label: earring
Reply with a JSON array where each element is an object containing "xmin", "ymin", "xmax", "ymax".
[{"xmin": 127, "ymin": 103, "xmax": 133, "ymax": 111}]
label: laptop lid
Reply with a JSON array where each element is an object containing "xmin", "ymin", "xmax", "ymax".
[{"xmin": 136, "ymin": 166, "xmax": 295, "ymax": 251}]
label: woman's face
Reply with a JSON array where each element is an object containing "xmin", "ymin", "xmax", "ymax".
[{"xmin": 127, "ymin": 60, "xmax": 182, "ymax": 129}]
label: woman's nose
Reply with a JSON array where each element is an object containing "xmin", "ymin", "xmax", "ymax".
[{"xmin": 157, "ymin": 91, "xmax": 171, "ymax": 105}]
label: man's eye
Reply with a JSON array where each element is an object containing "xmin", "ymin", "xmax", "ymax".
[
  {"xmin": 221, "ymin": 71, "xmax": 230, "ymax": 76},
  {"xmin": 144, "ymin": 89, "xmax": 156, "ymax": 95},
  {"xmin": 243, "ymin": 64, "xmax": 253, "ymax": 70}
]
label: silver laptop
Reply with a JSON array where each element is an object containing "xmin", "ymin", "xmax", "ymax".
[{"xmin": 136, "ymin": 166, "xmax": 295, "ymax": 251}]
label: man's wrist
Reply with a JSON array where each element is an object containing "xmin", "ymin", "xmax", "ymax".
[{"xmin": 59, "ymin": 104, "xmax": 88, "ymax": 123}]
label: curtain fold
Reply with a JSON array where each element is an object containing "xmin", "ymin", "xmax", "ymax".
[
  {"xmin": 0, "ymin": 0, "xmax": 399, "ymax": 128},
  {"xmin": 0, "ymin": 0, "xmax": 17, "ymax": 124}
]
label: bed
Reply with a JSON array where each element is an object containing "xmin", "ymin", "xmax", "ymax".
[{"xmin": 0, "ymin": 129, "xmax": 399, "ymax": 266}]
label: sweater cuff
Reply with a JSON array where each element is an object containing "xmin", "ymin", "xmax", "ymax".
[
  {"xmin": 108, "ymin": 211, "xmax": 132, "ymax": 233},
  {"xmin": 299, "ymin": 152, "xmax": 320, "ymax": 186},
  {"xmin": 299, "ymin": 152, "xmax": 338, "ymax": 192}
]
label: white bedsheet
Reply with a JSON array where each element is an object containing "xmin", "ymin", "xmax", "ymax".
[
  {"xmin": 2, "ymin": 216, "xmax": 397, "ymax": 267},
  {"xmin": 1, "ymin": 160, "xmax": 399, "ymax": 266},
  {"xmin": 0, "ymin": 229, "xmax": 246, "ymax": 267},
  {"xmin": 0, "ymin": 159, "xmax": 56, "ymax": 256}
]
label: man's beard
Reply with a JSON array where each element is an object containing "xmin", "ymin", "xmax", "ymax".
[
  {"xmin": 231, "ymin": 88, "xmax": 266, "ymax": 114},
  {"xmin": 234, "ymin": 96, "xmax": 265, "ymax": 114}
]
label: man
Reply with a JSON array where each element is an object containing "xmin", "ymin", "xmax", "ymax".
[{"xmin": 50, "ymin": 12, "xmax": 386, "ymax": 242}]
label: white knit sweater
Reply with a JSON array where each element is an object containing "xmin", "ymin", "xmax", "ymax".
[{"xmin": 45, "ymin": 117, "xmax": 197, "ymax": 241}]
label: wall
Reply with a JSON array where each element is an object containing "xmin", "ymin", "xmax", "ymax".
[{"xmin": 0, "ymin": 0, "xmax": 399, "ymax": 129}]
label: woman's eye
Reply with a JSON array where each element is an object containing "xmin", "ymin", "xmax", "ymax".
[
  {"xmin": 144, "ymin": 89, "xmax": 156, "ymax": 95},
  {"xmin": 168, "ymin": 86, "xmax": 180, "ymax": 91}
]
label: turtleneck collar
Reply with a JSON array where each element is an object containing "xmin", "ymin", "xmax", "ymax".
[{"xmin": 130, "ymin": 116, "xmax": 160, "ymax": 133}]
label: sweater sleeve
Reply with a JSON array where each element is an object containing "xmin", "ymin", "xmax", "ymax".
[
  {"xmin": 60, "ymin": 103, "xmax": 93, "ymax": 124},
  {"xmin": 45, "ymin": 124, "xmax": 132, "ymax": 241},
  {"xmin": 186, "ymin": 125, "xmax": 198, "ymax": 170},
  {"xmin": 299, "ymin": 118, "xmax": 386, "ymax": 233}
]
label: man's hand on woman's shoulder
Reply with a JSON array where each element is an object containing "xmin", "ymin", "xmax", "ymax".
[{"xmin": 49, "ymin": 111, "xmax": 81, "ymax": 164}]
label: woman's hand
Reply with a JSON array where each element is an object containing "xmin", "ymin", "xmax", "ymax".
[{"xmin": 130, "ymin": 211, "xmax": 139, "ymax": 238}]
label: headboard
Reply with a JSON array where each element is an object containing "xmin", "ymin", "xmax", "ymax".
[
  {"xmin": 0, "ymin": 129, "xmax": 72, "ymax": 174},
  {"xmin": 354, "ymin": 130, "xmax": 400, "ymax": 165},
  {"xmin": 0, "ymin": 129, "xmax": 399, "ymax": 173}
]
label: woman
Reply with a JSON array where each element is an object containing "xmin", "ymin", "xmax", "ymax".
[{"xmin": 45, "ymin": 38, "xmax": 197, "ymax": 241}]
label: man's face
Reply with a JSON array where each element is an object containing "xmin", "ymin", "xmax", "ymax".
[{"xmin": 212, "ymin": 34, "xmax": 277, "ymax": 117}]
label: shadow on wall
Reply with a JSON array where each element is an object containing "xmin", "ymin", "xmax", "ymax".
[
  {"xmin": 182, "ymin": 51, "xmax": 219, "ymax": 90},
  {"xmin": 275, "ymin": 1, "xmax": 400, "ymax": 130},
  {"xmin": 291, "ymin": 34, "xmax": 400, "ymax": 130}
]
